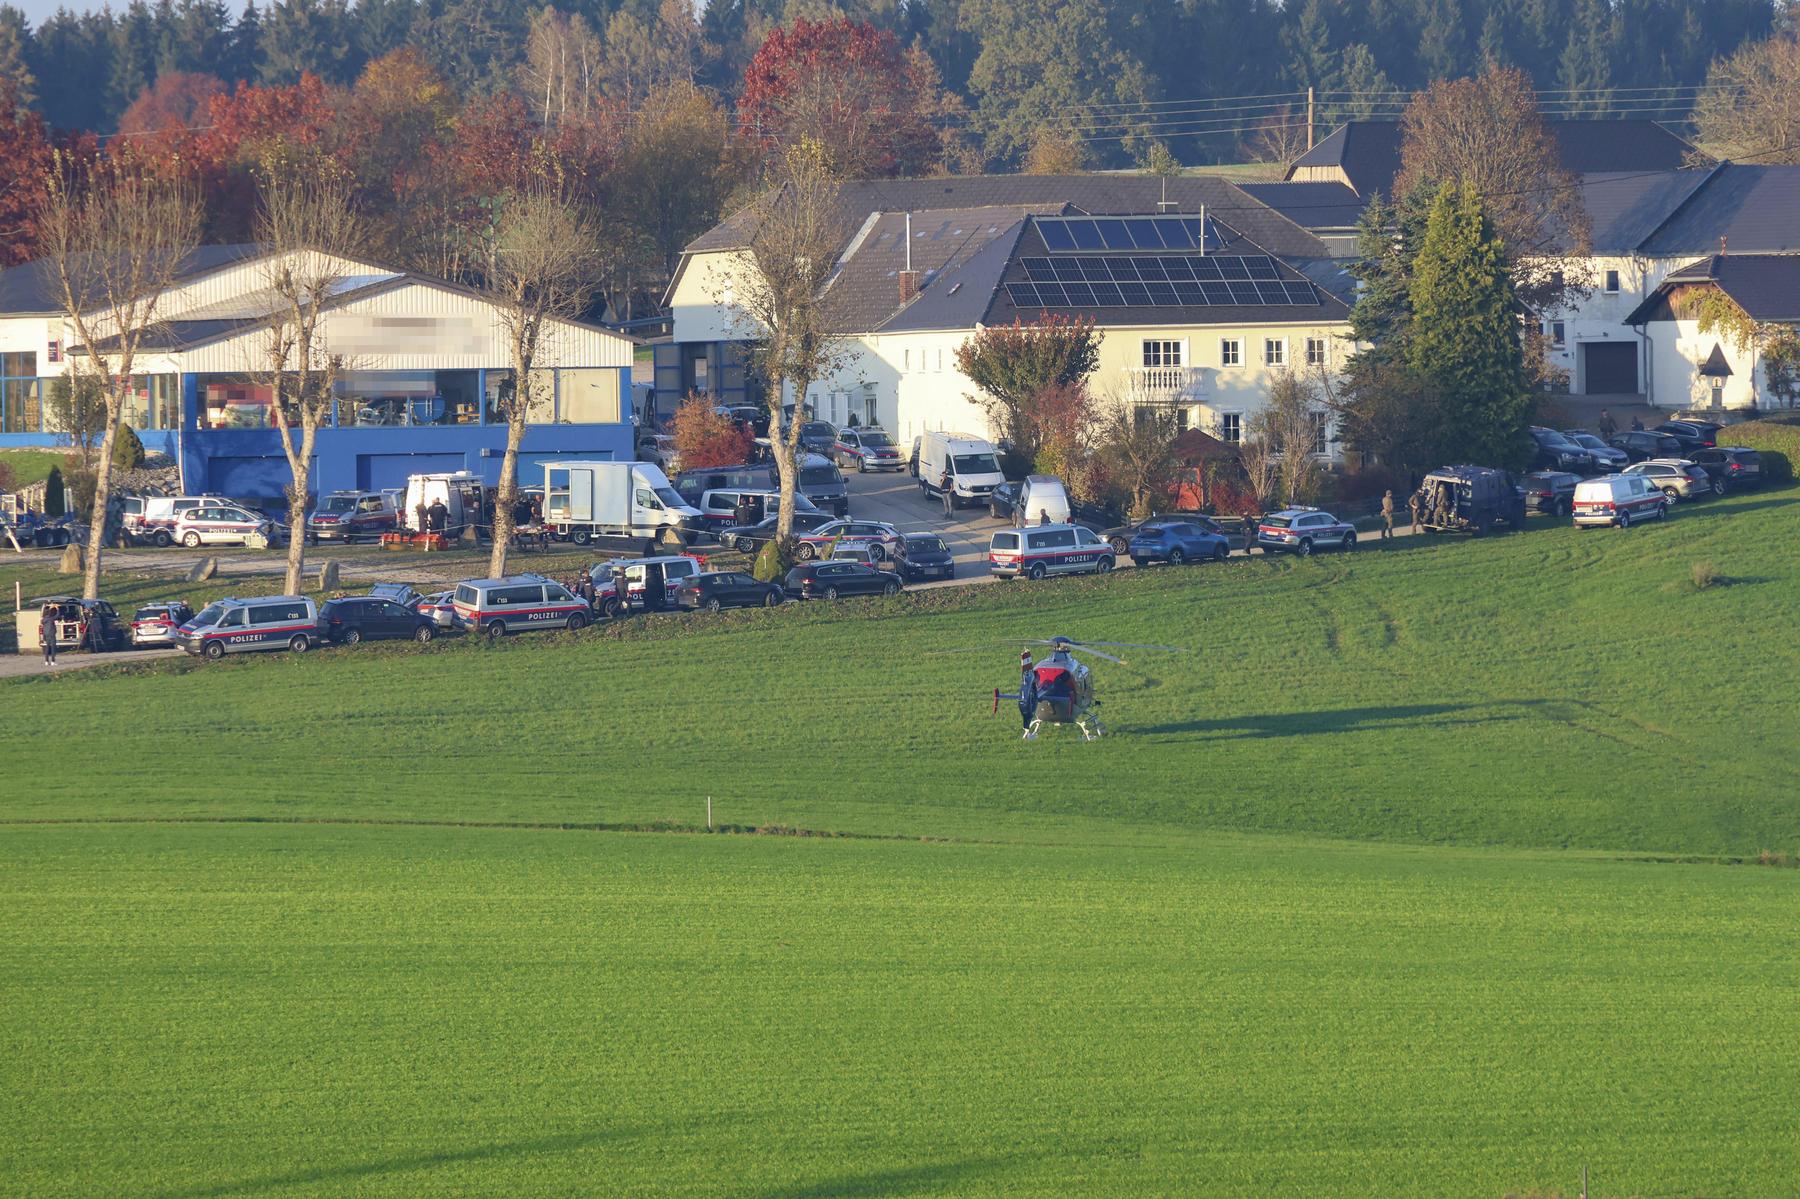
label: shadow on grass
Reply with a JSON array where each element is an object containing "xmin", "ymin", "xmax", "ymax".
[
  {"xmin": 157, "ymin": 1124, "xmax": 668, "ymax": 1198},
  {"xmin": 1666, "ymin": 493, "xmax": 1800, "ymax": 521},
  {"xmin": 747, "ymin": 1153, "xmax": 1027, "ymax": 1199},
  {"xmin": 1141, "ymin": 701, "xmax": 1540, "ymax": 740}
]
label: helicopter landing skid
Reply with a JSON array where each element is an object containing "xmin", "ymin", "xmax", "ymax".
[{"xmin": 1077, "ymin": 714, "xmax": 1104, "ymax": 741}]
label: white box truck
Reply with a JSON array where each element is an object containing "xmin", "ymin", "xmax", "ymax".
[
  {"xmin": 543, "ymin": 460, "xmax": 703, "ymax": 547},
  {"xmin": 402, "ymin": 471, "xmax": 487, "ymax": 536},
  {"xmin": 918, "ymin": 432, "xmax": 1006, "ymax": 509}
]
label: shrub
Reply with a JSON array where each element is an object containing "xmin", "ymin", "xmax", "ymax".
[
  {"xmin": 1691, "ymin": 561, "xmax": 1718, "ymax": 590},
  {"xmin": 672, "ymin": 395, "xmax": 753, "ymax": 470},
  {"xmin": 1335, "ymin": 463, "xmax": 1404, "ymax": 506},
  {"xmin": 1721, "ymin": 420, "xmax": 1800, "ymax": 484},
  {"xmin": 752, "ymin": 535, "xmax": 797, "ymax": 583},
  {"xmin": 42, "ymin": 465, "xmax": 65, "ymax": 516},
  {"xmin": 111, "ymin": 423, "xmax": 146, "ymax": 471}
]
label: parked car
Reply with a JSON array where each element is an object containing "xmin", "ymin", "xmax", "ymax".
[
  {"xmin": 1572, "ymin": 474, "xmax": 1668, "ymax": 528},
  {"xmin": 452, "ymin": 576, "xmax": 590, "ymax": 638},
  {"xmin": 1654, "ymin": 420, "xmax": 1721, "ymax": 452},
  {"xmin": 1521, "ymin": 471, "xmax": 1581, "ymax": 516},
  {"xmin": 32, "ymin": 596, "xmax": 131, "ymax": 652},
  {"xmin": 988, "ymin": 480, "xmax": 1021, "ymax": 522},
  {"xmin": 129, "ymin": 601, "xmax": 194, "ymax": 647},
  {"xmin": 797, "ymin": 452, "xmax": 850, "ymax": 516},
  {"xmin": 173, "ymin": 503, "xmax": 280, "ymax": 548},
  {"xmin": 893, "ymin": 533, "xmax": 955, "ymax": 581},
  {"xmin": 1129, "ymin": 520, "xmax": 1232, "ymax": 565},
  {"xmin": 832, "ymin": 426, "xmax": 905, "ymax": 471},
  {"xmin": 677, "ymin": 570, "xmax": 785, "ymax": 612},
  {"xmin": 1101, "ymin": 512, "xmax": 1222, "ymax": 556},
  {"xmin": 1416, "ymin": 466, "xmax": 1527, "ymax": 535},
  {"xmin": 828, "ymin": 540, "xmax": 899, "ymax": 571},
  {"xmin": 1624, "ymin": 459, "xmax": 1716, "ymax": 502},
  {"xmin": 415, "ymin": 590, "xmax": 457, "ymax": 629},
  {"xmin": 587, "ymin": 555, "xmax": 704, "ymax": 614},
  {"xmin": 797, "ymin": 421, "xmax": 838, "ymax": 456},
  {"xmin": 635, "ymin": 434, "xmax": 681, "ymax": 473},
  {"xmin": 673, "ymin": 464, "xmax": 776, "ymax": 505},
  {"xmin": 128, "ymin": 494, "xmax": 226, "ymax": 546},
  {"xmin": 719, "ymin": 510, "xmax": 838, "ymax": 554},
  {"xmin": 1254, "ymin": 508, "xmax": 1357, "ymax": 556},
  {"xmin": 1562, "ymin": 431, "xmax": 1630, "ymax": 473},
  {"xmin": 782, "ymin": 560, "xmax": 902, "ymax": 600},
  {"xmin": 794, "ymin": 519, "xmax": 902, "ymax": 560},
  {"xmin": 319, "ymin": 595, "xmax": 437, "ymax": 644},
  {"xmin": 305, "ymin": 490, "xmax": 399, "ymax": 543},
  {"xmin": 176, "ymin": 596, "xmax": 320, "ymax": 658},
  {"xmin": 1608, "ymin": 430, "xmax": 1685, "ymax": 463},
  {"xmin": 987, "ymin": 524, "xmax": 1115, "ymax": 579},
  {"xmin": 1528, "ymin": 426, "xmax": 1596, "ymax": 474},
  {"xmin": 1690, "ymin": 446, "xmax": 1762, "ymax": 491}
]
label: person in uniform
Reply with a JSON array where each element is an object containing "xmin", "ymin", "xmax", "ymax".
[
  {"xmin": 1015, "ymin": 650, "xmax": 1039, "ymax": 739},
  {"xmin": 39, "ymin": 603, "xmax": 57, "ymax": 665},
  {"xmin": 1380, "ymin": 489, "xmax": 1395, "ymax": 541},
  {"xmin": 1408, "ymin": 488, "xmax": 1423, "ymax": 530},
  {"xmin": 1597, "ymin": 408, "xmax": 1617, "ymax": 439}
]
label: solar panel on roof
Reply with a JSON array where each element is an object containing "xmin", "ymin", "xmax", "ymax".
[
  {"xmin": 1067, "ymin": 219, "xmax": 1102, "ymax": 249},
  {"xmin": 1005, "ymin": 250, "xmax": 1322, "ymax": 310},
  {"xmin": 1039, "ymin": 222, "xmax": 1075, "ymax": 251}
]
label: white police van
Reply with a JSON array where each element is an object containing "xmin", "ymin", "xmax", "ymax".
[
  {"xmin": 452, "ymin": 575, "xmax": 590, "ymax": 639},
  {"xmin": 176, "ymin": 596, "xmax": 320, "ymax": 659},
  {"xmin": 987, "ymin": 524, "xmax": 1115, "ymax": 580}
]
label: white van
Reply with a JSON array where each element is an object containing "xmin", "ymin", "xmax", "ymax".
[
  {"xmin": 1015, "ymin": 475, "xmax": 1072, "ymax": 527},
  {"xmin": 988, "ymin": 524, "xmax": 1115, "ymax": 579},
  {"xmin": 918, "ymin": 432, "xmax": 1006, "ymax": 509},
  {"xmin": 587, "ymin": 555, "xmax": 703, "ymax": 614},
  {"xmin": 695, "ymin": 487, "xmax": 821, "ymax": 534},
  {"xmin": 402, "ymin": 471, "xmax": 488, "ymax": 536},
  {"xmin": 1572, "ymin": 474, "xmax": 1669, "ymax": 528},
  {"xmin": 452, "ymin": 575, "xmax": 590, "ymax": 638}
]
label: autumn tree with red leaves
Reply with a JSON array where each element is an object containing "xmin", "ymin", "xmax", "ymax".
[
  {"xmin": 738, "ymin": 18, "xmax": 946, "ymax": 177},
  {"xmin": 119, "ymin": 72, "xmax": 225, "ymax": 137},
  {"xmin": 672, "ymin": 395, "xmax": 753, "ymax": 469},
  {"xmin": 0, "ymin": 80, "xmax": 56, "ymax": 265}
]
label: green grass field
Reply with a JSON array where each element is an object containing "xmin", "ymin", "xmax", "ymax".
[
  {"xmin": 0, "ymin": 447, "xmax": 68, "ymax": 490},
  {"xmin": 4, "ymin": 489, "xmax": 1799, "ymax": 1196}
]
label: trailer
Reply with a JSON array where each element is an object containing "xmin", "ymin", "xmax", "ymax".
[{"xmin": 542, "ymin": 460, "xmax": 702, "ymax": 549}]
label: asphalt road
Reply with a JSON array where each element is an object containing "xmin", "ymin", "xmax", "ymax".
[{"xmin": 841, "ymin": 466, "xmax": 1006, "ymax": 587}]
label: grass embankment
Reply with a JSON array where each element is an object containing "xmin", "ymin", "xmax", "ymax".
[
  {"xmin": 5, "ymin": 488, "xmax": 1798, "ymax": 853},
  {"xmin": 3, "ymin": 823, "xmax": 1797, "ymax": 1199},
  {"xmin": 4, "ymin": 488, "xmax": 1798, "ymax": 1198},
  {"xmin": 0, "ymin": 447, "xmax": 67, "ymax": 490}
]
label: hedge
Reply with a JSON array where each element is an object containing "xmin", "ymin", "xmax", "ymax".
[{"xmin": 1722, "ymin": 420, "xmax": 1800, "ymax": 484}]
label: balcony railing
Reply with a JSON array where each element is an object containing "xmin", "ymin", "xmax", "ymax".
[{"xmin": 1122, "ymin": 365, "xmax": 1207, "ymax": 403}]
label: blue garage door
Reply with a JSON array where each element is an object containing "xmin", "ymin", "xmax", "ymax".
[
  {"xmin": 207, "ymin": 455, "xmax": 309, "ymax": 503},
  {"xmin": 357, "ymin": 453, "xmax": 467, "ymax": 491}
]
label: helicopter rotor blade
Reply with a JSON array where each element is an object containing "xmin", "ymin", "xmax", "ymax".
[
  {"xmin": 1066, "ymin": 646, "xmax": 1126, "ymax": 664},
  {"xmin": 1067, "ymin": 640, "xmax": 1188, "ymax": 653}
]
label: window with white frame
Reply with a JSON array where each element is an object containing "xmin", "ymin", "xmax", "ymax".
[
  {"xmin": 1219, "ymin": 412, "xmax": 1242, "ymax": 444},
  {"xmin": 1309, "ymin": 411, "xmax": 1328, "ymax": 456},
  {"xmin": 1265, "ymin": 338, "xmax": 1286, "ymax": 366},
  {"xmin": 1142, "ymin": 339, "xmax": 1184, "ymax": 368},
  {"xmin": 1550, "ymin": 321, "xmax": 1566, "ymax": 346},
  {"xmin": 1305, "ymin": 336, "xmax": 1327, "ymax": 366},
  {"xmin": 1220, "ymin": 338, "xmax": 1241, "ymax": 367},
  {"xmin": 1604, "ymin": 269, "xmax": 1620, "ymax": 294}
]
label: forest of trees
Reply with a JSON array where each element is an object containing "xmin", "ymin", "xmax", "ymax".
[{"xmin": 0, "ymin": 0, "xmax": 1783, "ymax": 163}]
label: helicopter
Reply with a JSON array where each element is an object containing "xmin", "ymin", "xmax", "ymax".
[{"xmin": 991, "ymin": 636, "xmax": 1184, "ymax": 741}]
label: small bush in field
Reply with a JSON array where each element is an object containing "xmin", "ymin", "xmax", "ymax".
[{"xmin": 1691, "ymin": 561, "xmax": 1719, "ymax": 589}]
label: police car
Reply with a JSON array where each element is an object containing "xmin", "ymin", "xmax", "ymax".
[
  {"xmin": 987, "ymin": 524, "xmax": 1116, "ymax": 580},
  {"xmin": 172, "ymin": 503, "xmax": 280, "ymax": 548},
  {"xmin": 832, "ymin": 426, "xmax": 905, "ymax": 472},
  {"xmin": 175, "ymin": 596, "xmax": 320, "ymax": 659},
  {"xmin": 1253, "ymin": 508, "xmax": 1358, "ymax": 556},
  {"xmin": 453, "ymin": 576, "xmax": 591, "ymax": 638},
  {"xmin": 794, "ymin": 519, "xmax": 903, "ymax": 560}
]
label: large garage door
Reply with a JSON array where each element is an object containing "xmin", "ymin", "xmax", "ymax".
[
  {"xmin": 1582, "ymin": 342, "xmax": 1638, "ymax": 394},
  {"xmin": 207, "ymin": 455, "xmax": 309, "ymax": 503},
  {"xmin": 356, "ymin": 453, "xmax": 466, "ymax": 491}
]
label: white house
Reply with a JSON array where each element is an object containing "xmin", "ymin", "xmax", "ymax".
[
  {"xmin": 1623, "ymin": 254, "xmax": 1800, "ymax": 412},
  {"xmin": 663, "ymin": 175, "xmax": 1354, "ymax": 453}
]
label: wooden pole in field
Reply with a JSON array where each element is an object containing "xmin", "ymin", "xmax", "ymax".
[
  {"xmin": 707, "ymin": 796, "xmax": 713, "ymax": 831},
  {"xmin": 1580, "ymin": 1163, "xmax": 1587, "ymax": 1199}
]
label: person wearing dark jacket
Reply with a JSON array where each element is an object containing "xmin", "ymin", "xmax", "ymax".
[
  {"xmin": 427, "ymin": 499, "xmax": 449, "ymax": 535},
  {"xmin": 39, "ymin": 604, "xmax": 57, "ymax": 665}
]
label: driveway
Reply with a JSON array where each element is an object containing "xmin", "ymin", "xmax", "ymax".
[
  {"xmin": 842, "ymin": 467, "xmax": 1005, "ymax": 588},
  {"xmin": 1, "ymin": 647, "xmax": 177, "ymax": 680}
]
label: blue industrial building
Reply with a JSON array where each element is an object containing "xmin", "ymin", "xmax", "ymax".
[{"xmin": 0, "ymin": 244, "xmax": 637, "ymax": 503}]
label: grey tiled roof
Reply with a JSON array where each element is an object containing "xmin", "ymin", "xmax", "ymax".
[
  {"xmin": 1636, "ymin": 165, "xmax": 1800, "ymax": 256},
  {"xmin": 823, "ymin": 206, "xmax": 1057, "ymax": 333},
  {"xmin": 1287, "ymin": 120, "xmax": 1699, "ymax": 197},
  {"xmin": 1624, "ymin": 254, "xmax": 1800, "ymax": 324},
  {"xmin": 684, "ymin": 174, "xmax": 1329, "ymax": 261},
  {"xmin": 0, "ymin": 244, "xmax": 266, "ymax": 315},
  {"xmin": 1235, "ymin": 182, "xmax": 1365, "ymax": 231}
]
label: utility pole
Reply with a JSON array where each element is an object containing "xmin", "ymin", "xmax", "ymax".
[{"xmin": 1307, "ymin": 86, "xmax": 1316, "ymax": 150}]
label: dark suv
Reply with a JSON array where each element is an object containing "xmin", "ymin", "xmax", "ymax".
[
  {"xmin": 1521, "ymin": 471, "xmax": 1580, "ymax": 516},
  {"xmin": 1608, "ymin": 429, "xmax": 1685, "ymax": 463},
  {"xmin": 1528, "ymin": 426, "xmax": 1595, "ymax": 474},
  {"xmin": 1416, "ymin": 466, "xmax": 1528, "ymax": 535},
  {"xmin": 1690, "ymin": 446, "xmax": 1761, "ymax": 491},
  {"xmin": 1654, "ymin": 420, "xmax": 1721, "ymax": 453},
  {"xmin": 319, "ymin": 596, "xmax": 436, "ymax": 644}
]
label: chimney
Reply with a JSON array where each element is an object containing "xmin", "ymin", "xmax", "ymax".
[{"xmin": 899, "ymin": 269, "xmax": 923, "ymax": 305}]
